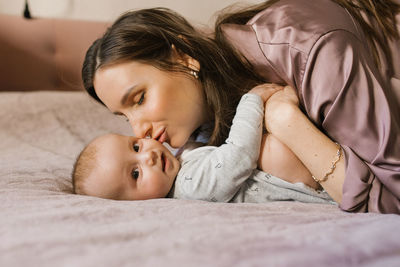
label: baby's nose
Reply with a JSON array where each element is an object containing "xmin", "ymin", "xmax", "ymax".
[{"xmin": 143, "ymin": 150, "xmax": 157, "ymax": 166}]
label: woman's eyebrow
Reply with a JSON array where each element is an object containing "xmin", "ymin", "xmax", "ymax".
[{"xmin": 120, "ymin": 85, "xmax": 139, "ymax": 105}]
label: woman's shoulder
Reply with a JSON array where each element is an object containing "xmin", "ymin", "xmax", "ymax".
[
  {"xmin": 248, "ymin": 0, "xmax": 361, "ymax": 51},
  {"xmin": 221, "ymin": 0, "xmax": 363, "ymax": 86}
]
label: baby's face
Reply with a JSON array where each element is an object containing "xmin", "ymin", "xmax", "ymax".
[{"xmin": 85, "ymin": 134, "xmax": 180, "ymax": 200}]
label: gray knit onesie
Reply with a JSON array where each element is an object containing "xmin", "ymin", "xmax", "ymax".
[{"xmin": 170, "ymin": 94, "xmax": 334, "ymax": 204}]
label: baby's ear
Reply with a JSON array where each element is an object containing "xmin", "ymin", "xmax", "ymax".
[{"xmin": 171, "ymin": 44, "xmax": 200, "ymax": 72}]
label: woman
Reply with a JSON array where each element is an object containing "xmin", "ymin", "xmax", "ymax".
[{"xmin": 82, "ymin": 0, "xmax": 400, "ymax": 213}]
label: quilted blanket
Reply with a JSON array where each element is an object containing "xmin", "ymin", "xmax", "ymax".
[{"xmin": 1, "ymin": 91, "xmax": 399, "ymax": 267}]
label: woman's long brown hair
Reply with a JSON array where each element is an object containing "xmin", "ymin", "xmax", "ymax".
[
  {"xmin": 82, "ymin": 8, "xmax": 263, "ymax": 146},
  {"xmin": 83, "ymin": 1, "xmax": 399, "ymax": 146}
]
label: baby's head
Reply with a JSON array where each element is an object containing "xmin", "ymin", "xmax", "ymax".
[{"xmin": 72, "ymin": 133, "xmax": 180, "ymax": 200}]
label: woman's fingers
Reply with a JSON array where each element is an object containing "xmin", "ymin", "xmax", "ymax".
[
  {"xmin": 264, "ymin": 85, "xmax": 300, "ymax": 133},
  {"xmin": 248, "ymin": 83, "xmax": 284, "ymax": 102},
  {"xmin": 282, "ymin": 85, "xmax": 299, "ymax": 106},
  {"xmin": 265, "ymin": 85, "xmax": 299, "ymax": 107},
  {"xmin": 248, "ymin": 84, "xmax": 300, "ymax": 133}
]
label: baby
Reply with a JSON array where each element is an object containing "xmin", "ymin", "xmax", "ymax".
[{"xmin": 72, "ymin": 93, "xmax": 333, "ymax": 204}]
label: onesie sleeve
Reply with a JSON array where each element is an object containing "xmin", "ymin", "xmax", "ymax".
[
  {"xmin": 301, "ymin": 30, "xmax": 400, "ymax": 213},
  {"xmin": 173, "ymin": 93, "xmax": 264, "ymax": 202}
]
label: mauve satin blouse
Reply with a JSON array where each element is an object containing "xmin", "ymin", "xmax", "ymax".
[{"xmin": 222, "ymin": 0, "xmax": 400, "ymax": 213}]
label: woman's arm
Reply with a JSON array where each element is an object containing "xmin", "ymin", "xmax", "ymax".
[
  {"xmin": 299, "ymin": 31, "xmax": 400, "ymax": 213},
  {"xmin": 257, "ymin": 31, "xmax": 400, "ymax": 213},
  {"xmin": 251, "ymin": 84, "xmax": 321, "ymax": 190},
  {"xmin": 258, "ymin": 133, "xmax": 320, "ymax": 190},
  {"xmin": 264, "ymin": 87, "xmax": 345, "ymax": 203}
]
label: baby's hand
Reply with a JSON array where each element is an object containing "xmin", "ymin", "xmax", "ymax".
[{"xmin": 248, "ymin": 83, "xmax": 284, "ymax": 103}]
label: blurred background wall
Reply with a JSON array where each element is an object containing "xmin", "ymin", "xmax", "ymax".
[{"xmin": 0, "ymin": 0, "xmax": 264, "ymax": 25}]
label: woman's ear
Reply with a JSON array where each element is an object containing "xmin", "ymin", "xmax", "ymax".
[{"xmin": 171, "ymin": 44, "xmax": 200, "ymax": 72}]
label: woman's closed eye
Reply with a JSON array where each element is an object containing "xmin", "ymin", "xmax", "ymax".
[{"xmin": 134, "ymin": 92, "xmax": 145, "ymax": 106}]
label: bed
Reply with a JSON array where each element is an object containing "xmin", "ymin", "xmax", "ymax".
[{"xmin": 1, "ymin": 14, "xmax": 400, "ymax": 267}]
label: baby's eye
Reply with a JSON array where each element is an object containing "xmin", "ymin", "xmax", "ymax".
[
  {"xmin": 133, "ymin": 143, "xmax": 140, "ymax": 152},
  {"xmin": 131, "ymin": 168, "xmax": 140, "ymax": 179}
]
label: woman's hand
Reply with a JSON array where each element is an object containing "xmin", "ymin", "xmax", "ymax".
[
  {"xmin": 264, "ymin": 85, "xmax": 300, "ymax": 134},
  {"xmin": 248, "ymin": 83, "xmax": 284, "ymax": 103},
  {"xmin": 267, "ymin": 85, "xmax": 299, "ymax": 106}
]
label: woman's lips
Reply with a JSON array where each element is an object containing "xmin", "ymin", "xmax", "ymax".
[
  {"xmin": 158, "ymin": 130, "xmax": 168, "ymax": 143},
  {"xmin": 154, "ymin": 128, "xmax": 168, "ymax": 143}
]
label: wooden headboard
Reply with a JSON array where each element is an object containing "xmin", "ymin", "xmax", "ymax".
[{"xmin": 0, "ymin": 14, "xmax": 108, "ymax": 91}]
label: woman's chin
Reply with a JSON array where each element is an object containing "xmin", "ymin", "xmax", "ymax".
[
  {"xmin": 169, "ymin": 137, "xmax": 182, "ymax": 149},
  {"xmin": 169, "ymin": 133, "xmax": 193, "ymax": 149}
]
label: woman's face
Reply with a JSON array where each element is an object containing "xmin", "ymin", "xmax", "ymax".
[{"xmin": 94, "ymin": 60, "xmax": 209, "ymax": 148}]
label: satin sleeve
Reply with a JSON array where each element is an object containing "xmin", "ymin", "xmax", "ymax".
[{"xmin": 301, "ymin": 30, "xmax": 400, "ymax": 213}]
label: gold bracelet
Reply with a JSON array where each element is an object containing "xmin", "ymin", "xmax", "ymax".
[{"xmin": 312, "ymin": 143, "xmax": 341, "ymax": 183}]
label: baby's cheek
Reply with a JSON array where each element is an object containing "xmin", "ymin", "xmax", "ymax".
[{"xmin": 143, "ymin": 173, "xmax": 169, "ymax": 198}]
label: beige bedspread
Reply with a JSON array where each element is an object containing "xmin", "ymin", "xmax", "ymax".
[{"xmin": 1, "ymin": 91, "xmax": 399, "ymax": 267}]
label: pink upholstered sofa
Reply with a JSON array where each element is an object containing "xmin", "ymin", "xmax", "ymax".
[{"xmin": 0, "ymin": 14, "xmax": 108, "ymax": 91}]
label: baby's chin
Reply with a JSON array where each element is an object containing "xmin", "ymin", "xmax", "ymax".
[
  {"xmin": 170, "ymin": 167, "xmax": 180, "ymax": 180},
  {"xmin": 169, "ymin": 156, "xmax": 181, "ymax": 176}
]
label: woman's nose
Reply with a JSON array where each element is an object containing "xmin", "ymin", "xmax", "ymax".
[{"xmin": 128, "ymin": 117, "xmax": 152, "ymax": 138}]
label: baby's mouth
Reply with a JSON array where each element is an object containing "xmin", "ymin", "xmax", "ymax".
[{"xmin": 161, "ymin": 153, "xmax": 166, "ymax": 172}]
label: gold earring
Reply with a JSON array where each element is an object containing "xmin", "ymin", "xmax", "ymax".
[{"xmin": 190, "ymin": 69, "xmax": 199, "ymax": 79}]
